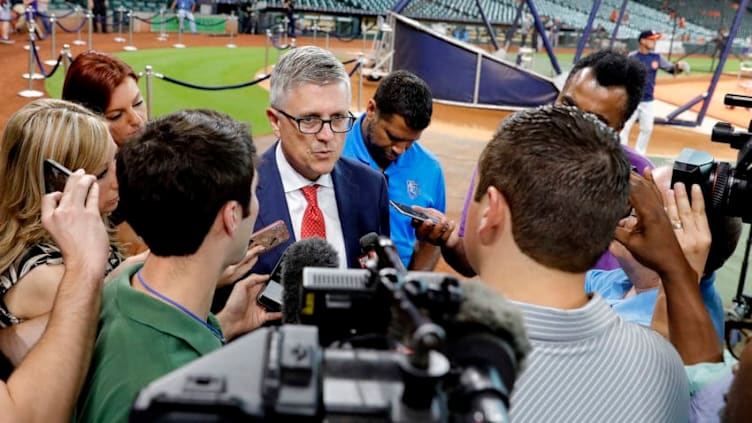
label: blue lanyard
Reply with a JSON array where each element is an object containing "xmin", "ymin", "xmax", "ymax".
[{"xmin": 136, "ymin": 269, "xmax": 226, "ymax": 345}]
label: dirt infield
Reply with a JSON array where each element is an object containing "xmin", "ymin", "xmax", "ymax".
[{"xmin": 0, "ymin": 32, "xmax": 743, "ymax": 275}]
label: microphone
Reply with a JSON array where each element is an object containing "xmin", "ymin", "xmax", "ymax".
[
  {"xmin": 359, "ymin": 232, "xmax": 407, "ymax": 275},
  {"xmin": 279, "ymin": 237, "xmax": 339, "ymax": 324},
  {"xmin": 443, "ymin": 280, "xmax": 530, "ymax": 420}
]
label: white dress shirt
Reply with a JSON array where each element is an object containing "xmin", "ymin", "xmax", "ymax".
[{"xmin": 275, "ymin": 143, "xmax": 347, "ymax": 268}]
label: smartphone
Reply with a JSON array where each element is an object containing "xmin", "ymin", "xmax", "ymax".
[
  {"xmin": 389, "ymin": 200, "xmax": 440, "ymax": 223},
  {"xmin": 43, "ymin": 159, "xmax": 72, "ymax": 194},
  {"xmin": 257, "ymin": 254, "xmax": 284, "ymax": 312},
  {"xmin": 249, "ymin": 220, "xmax": 290, "ymax": 250}
]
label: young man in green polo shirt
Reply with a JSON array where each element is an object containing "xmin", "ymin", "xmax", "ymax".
[{"xmin": 75, "ymin": 109, "xmax": 281, "ymax": 422}]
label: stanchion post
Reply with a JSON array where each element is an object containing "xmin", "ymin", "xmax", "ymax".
[
  {"xmin": 262, "ymin": 28, "xmax": 270, "ymax": 75},
  {"xmin": 124, "ymin": 10, "xmax": 137, "ymax": 51},
  {"xmin": 173, "ymin": 11, "xmax": 185, "ymax": 48},
  {"xmin": 357, "ymin": 52, "xmax": 364, "ymax": 113},
  {"xmin": 19, "ymin": 18, "xmax": 43, "ymax": 97},
  {"xmin": 325, "ymin": 28, "xmax": 330, "ymax": 49},
  {"xmin": 362, "ymin": 26, "xmax": 367, "ymax": 52},
  {"xmin": 44, "ymin": 13, "xmax": 57, "ymax": 66},
  {"xmin": 22, "ymin": 14, "xmax": 44, "ymax": 80},
  {"xmin": 144, "ymin": 65, "xmax": 154, "ymax": 120},
  {"xmin": 282, "ymin": 16, "xmax": 288, "ymax": 45},
  {"xmin": 157, "ymin": 7, "xmax": 167, "ymax": 40},
  {"xmin": 226, "ymin": 12, "xmax": 236, "ymax": 48},
  {"xmin": 86, "ymin": 10, "xmax": 93, "ymax": 49},
  {"xmin": 73, "ymin": 6, "xmax": 86, "ymax": 45},
  {"xmin": 114, "ymin": 6, "xmax": 125, "ymax": 42},
  {"xmin": 312, "ymin": 23, "xmax": 318, "ymax": 46},
  {"xmin": 62, "ymin": 43, "xmax": 71, "ymax": 73}
]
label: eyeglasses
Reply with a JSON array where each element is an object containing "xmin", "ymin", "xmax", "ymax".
[{"xmin": 274, "ymin": 108, "xmax": 356, "ymax": 134}]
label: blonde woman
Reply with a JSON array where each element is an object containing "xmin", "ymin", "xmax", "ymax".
[{"xmin": 0, "ymin": 99, "xmax": 121, "ymax": 332}]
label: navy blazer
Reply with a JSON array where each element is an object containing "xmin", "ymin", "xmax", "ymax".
[{"xmin": 251, "ymin": 142, "xmax": 390, "ymax": 274}]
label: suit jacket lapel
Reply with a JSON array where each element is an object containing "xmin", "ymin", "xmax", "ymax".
[
  {"xmin": 256, "ymin": 143, "xmax": 296, "ymax": 252},
  {"xmin": 331, "ymin": 160, "xmax": 358, "ymax": 267}
]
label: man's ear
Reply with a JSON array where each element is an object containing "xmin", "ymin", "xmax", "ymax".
[
  {"xmin": 477, "ymin": 186, "xmax": 508, "ymax": 245},
  {"xmin": 267, "ymin": 107, "xmax": 281, "ymax": 139},
  {"xmin": 365, "ymin": 99, "xmax": 377, "ymax": 119},
  {"xmin": 220, "ymin": 201, "xmax": 241, "ymax": 236}
]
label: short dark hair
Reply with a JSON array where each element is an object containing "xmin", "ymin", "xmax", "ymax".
[
  {"xmin": 474, "ymin": 105, "xmax": 631, "ymax": 272},
  {"xmin": 373, "ymin": 70, "xmax": 432, "ymax": 130},
  {"xmin": 117, "ymin": 109, "xmax": 256, "ymax": 257},
  {"xmin": 567, "ymin": 49, "xmax": 646, "ymax": 126}
]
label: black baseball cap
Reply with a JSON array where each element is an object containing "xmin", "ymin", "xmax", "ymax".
[{"xmin": 639, "ymin": 30, "xmax": 662, "ymax": 41}]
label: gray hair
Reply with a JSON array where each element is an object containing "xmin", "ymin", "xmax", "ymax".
[{"xmin": 269, "ymin": 46, "xmax": 351, "ymax": 109}]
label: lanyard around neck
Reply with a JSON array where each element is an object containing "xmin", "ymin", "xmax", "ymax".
[{"xmin": 136, "ymin": 269, "xmax": 225, "ymax": 345}]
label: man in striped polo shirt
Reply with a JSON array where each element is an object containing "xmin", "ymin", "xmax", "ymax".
[{"xmin": 462, "ymin": 105, "xmax": 689, "ymax": 422}]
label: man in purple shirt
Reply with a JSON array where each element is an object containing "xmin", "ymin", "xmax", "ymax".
[{"xmin": 438, "ymin": 50, "xmax": 651, "ymax": 276}]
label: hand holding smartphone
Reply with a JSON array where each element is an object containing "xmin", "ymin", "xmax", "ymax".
[
  {"xmin": 249, "ymin": 220, "xmax": 290, "ymax": 250},
  {"xmin": 256, "ymin": 253, "xmax": 285, "ymax": 312},
  {"xmin": 389, "ymin": 200, "xmax": 440, "ymax": 223},
  {"xmin": 43, "ymin": 159, "xmax": 72, "ymax": 194}
]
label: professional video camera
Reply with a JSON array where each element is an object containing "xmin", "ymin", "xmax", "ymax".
[
  {"xmin": 671, "ymin": 93, "xmax": 752, "ymax": 223},
  {"xmin": 130, "ymin": 236, "xmax": 529, "ymax": 422}
]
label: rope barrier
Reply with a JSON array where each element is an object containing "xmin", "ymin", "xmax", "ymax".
[
  {"xmin": 31, "ymin": 39, "xmax": 64, "ymax": 78},
  {"xmin": 54, "ymin": 14, "xmax": 87, "ymax": 32},
  {"xmin": 157, "ymin": 72, "xmax": 270, "ymax": 91},
  {"xmin": 348, "ymin": 60, "xmax": 361, "ymax": 77},
  {"xmin": 133, "ymin": 14, "xmax": 177, "ymax": 25},
  {"xmin": 150, "ymin": 57, "xmax": 358, "ymax": 92}
]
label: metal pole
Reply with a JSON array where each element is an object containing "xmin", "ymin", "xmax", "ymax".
[
  {"xmin": 62, "ymin": 43, "xmax": 71, "ymax": 73},
  {"xmin": 22, "ymin": 10, "xmax": 44, "ymax": 80},
  {"xmin": 73, "ymin": 6, "xmax": 86, "ymax": 45},
  {"xmin": 124, "ymin": 10, "xmax": 137, "ymax": 51},
  {"xmin": 574, "ymin": 0, "xmax": 601, "ymax": 63},
  {"xmin": 312, "ymin": 24, "xmax": 318, "ymax": 46},
  {"xmin": 145, "ymin": 65, "xmax": 154, "ymax": 120},
  {"xmin": 609, "ymin": 0, "xmax": 628, "ymax": 50},
  {"xmin": 19, "ymin": 17, "xmax": 43, "ymax": 97},
  {"xmin": 357, "ymin": 52, "xmax": 364, "ymax": 113},
  {"xmin": 263, "ymin": 29, "xmax": 270, "ymax": 75},
  {"xmin": 158, "ymin": 7, "xmax": 167, "ymax": 40},
  {"xmin": 86, "ymin": 10, "xmax": 93, "ymax": 49},
  {"xmin": 227, "ymin": 12, "xmax": 236, "ymax": 48},
  {"xmin": 114, "ymin": 6, "xmax": 125, "ymax": 42},
  {"xmin": 173, "ymin": 11, "xmax": 185, "ymax": 48},
  {"xmin": 44, "ymin": 14, "xmax": 57, "ymax": 66},
  {"xmin": 325, "ymin": 29, "xmax": 330, "ymax": 49}
]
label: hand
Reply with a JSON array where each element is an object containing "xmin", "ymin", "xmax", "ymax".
[
  {"xmin": 41, "ymin": 170, "xmax": 108, "ymax": 280},
  {"xmin": 216, "ymin": 273, "xmax": 281, "ymax": 341},
  {"xmin": 663, "ymin": 182, "xmax": 711, "ymax": 281},
  {"xmin": 217, "ymin": 245, "xmax": 265, "ymax": 287},
  {"xmin": 613, "ymin": 170, "xmax": 694, "ymax": 279},
  {"xmin": 411, "ymin": 206, "xmax": 457, "ymax": 247}
]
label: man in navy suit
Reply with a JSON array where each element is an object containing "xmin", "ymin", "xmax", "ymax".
[{"xmin": 252, "ymin": 46, "xmax": 390, "ymax": 275}]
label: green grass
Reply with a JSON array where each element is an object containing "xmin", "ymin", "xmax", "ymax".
[
  {"xmin": 530, "ymin": 51, "xmax": 746, "ymax": 78},
  {"xmin": 45, "ymin": 47, "xmax": 274, "ymax": 136}
]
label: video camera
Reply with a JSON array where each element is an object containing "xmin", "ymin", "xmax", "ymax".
[
  {"xmin": 671, "ymin": 93, "xmax": 752, "ymax": 223},
  {"xmin": 130, "ymin": 236, "xmax": 526, "ymax": 422}
]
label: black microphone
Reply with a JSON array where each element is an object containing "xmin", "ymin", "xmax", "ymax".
[
  {"xmin": 359, "ymin": 232, "xmax": 407, "ymax": 275},
  {"xmin": 279, "ymin": 237, "xmax": 339, "ymax": 324},
  {"xmin": 443, "ymin": 280, "xmax": 530, "ymax": 421}
]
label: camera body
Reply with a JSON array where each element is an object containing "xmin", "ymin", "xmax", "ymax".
[
  {"xmin": 130, "ymin": 236, "xmax": 519, "ymax": 422},
  {"xmin": 671, "ymin": 94, "xmax": 752, "ymax": 223}
]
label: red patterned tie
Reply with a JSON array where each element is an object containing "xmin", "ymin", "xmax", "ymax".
[{"xmin": 300, "ymin": 185, "xmax": 326, "ymax": 239}]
